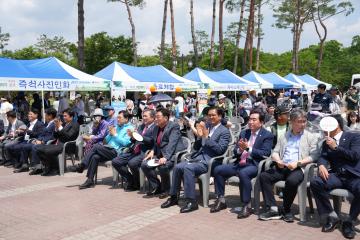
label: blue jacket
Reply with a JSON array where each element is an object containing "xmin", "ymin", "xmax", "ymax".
[
  {"xmin": 38, "ymin": 121, "xmax": 56, "ymax": 143},
  {"xmin": 234, "ymin": 127, "xmax": 274, "ymax": 166},
  {"xmin": 105, "ymin": 122, "xmax": 133, "ymax": 153},
  {"xmin": 191, "ymin": 124, "xmax": 231, "ymax": 164},
  {"xmin": 318, "ymin": 131, "xmax": 360, "ymax": 177}
]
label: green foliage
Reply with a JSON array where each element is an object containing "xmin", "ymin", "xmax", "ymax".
[
  {"xmin": 0, "ymin": 27, "xmax": 10, "ymax": 52},
  {"xmin": 84, "ymin": 32, "xmax": 133, "ymax": 74}
]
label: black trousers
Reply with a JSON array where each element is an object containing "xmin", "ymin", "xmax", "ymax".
[
  {"xmin": 310, "ymin": 173, "xmax": 360, "ymax": 221},
  {"xmin": 1, "ymin": 139, "xmax": 19, "ymax": 163},
  {"xmin": 141, "ymin": 160, "xmax": 174, "ymax": 193},
  {"xmin": 260, "ymin": 167, "xmax": 304, "ymax": 213},
  {"xmin": 34, "ymin": 142, "xmax": 77, "ymax": 169},
  {"xmin": 112, "ymin": 152, "xmax": 144, "ymax": 188},
  {"xmin": 83, "ymin": 144, "xmax": 118, "ymax": 180}
]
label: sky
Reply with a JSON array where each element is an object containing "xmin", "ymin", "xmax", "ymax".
[{"xmin": 0, "ymin": 0, "xmax": 359, "ymax": 56}]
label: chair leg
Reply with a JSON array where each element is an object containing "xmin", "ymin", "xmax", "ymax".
[
  {"xmin": 252, "ymin": 179, "xmax": 261, "ymax": 214},
  {"xmin": 58, "ymin": 154, "xmax": 65, "ymax": 176},
  {"xmin": 139, "ymin": 168, "xmax": 146, "ymax": 192},
  {"xmin": 307, "ymin": 188, "xmax": 314, "ymax": 214},
  {"xmin": 200, "ymin": 178, "xmax": 209, "ymax": 208},
  {"xmin": 94, "ymin": 166, "xmax": 98, "ymax": 185},
  {"xmin": 332, "ymin": 196, "xmax": 342, "ymax": 216},
  {"xmin": 112, "ymin": 167, "xmax": 119, "ymax": 188},
  {"xmin": 298, "ymin": 186, "xmax": 307, "ymax": 222}
]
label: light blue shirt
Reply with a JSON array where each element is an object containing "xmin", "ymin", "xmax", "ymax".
[
  {"xmin": 283, "ymin": 132, "xmax": 302, "ymax": 164},
  {"xmin": 104, "ymin": 122, "xmax": 133, "ymax": 153}
]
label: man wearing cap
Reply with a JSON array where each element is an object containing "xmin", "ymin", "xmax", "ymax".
[
  {"xmin": 238, "ymin": 91, "xmax": 252, "ymax": 124},
  {"xmin": 104, "ymin": 105, "xmax": 117, "ymax": 126},
  {"xmin": 82, "ymin": 108, "xmax": 109, "ymax": 156},
  {"xmin": 313, "ymin": 84, "xmax": 332, "ymax": 113},
  {"xmin": 310, "ymin": 115, "xmax": 360, "ymax": 239},
  {"xmin": 218, "ymin": 94, "xmax": 226, "ymax": 111},
  {"xmin": 345, "ymin": 86, "xmax": 358, "ymax": 111},
  {"xmin": 267, "ymin": 105, "xmax": 290, "ymax": 149}
]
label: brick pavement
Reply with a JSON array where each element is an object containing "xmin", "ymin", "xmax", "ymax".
[{"xmin": 0, "ymin": 163, "xmax": 358, "ymax": 240}]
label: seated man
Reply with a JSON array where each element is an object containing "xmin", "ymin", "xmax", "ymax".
[
  {"xmin": 10, "ymin": 109, "xmax": 45, "ymax": 173},
  {"xmin": 82, "ymin": 108, "xmax": 109, "ymax": 156},
  {"xmin": 161, "ymin": 107, "xmax": 231, "ymax": 213},
  {"xmin": 259, "ymin": 109, "xmax": 320, "ymax": 222},
  {"xmin": 72, "ymin": 110, "xmax": 133, "ymax": 189},
  {"xmin": 211, "ymin": 109, "xmax": 273, "ymax": 218},
  {"xmin": 310, "ymin": 115, "xmax": 360, "ymax": 239},
  {"xmin": 33, "ymin": 108, "xmax": 79, "ymax": 176},
  {"xmin": 0, "ymin": 110, "xmax": 26, "ymax": 167},
  {"xmin": 112, "ymin": 109, "xmax": 156, "ymax": 191},
  {"xmin": 141, "ymin": 108, "xmax": 185, "ymax": 198},
  {"xmin": 24, "ymin": 108, "xmax": 57, "ymax": 175}
]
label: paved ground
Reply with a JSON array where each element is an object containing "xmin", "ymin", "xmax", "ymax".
[{"xmin": 0, "ymin": 162, "xmax": 358, "ymax": 240}]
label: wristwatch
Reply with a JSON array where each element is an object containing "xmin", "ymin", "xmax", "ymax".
[
  {"xmin": 297, "ymin": 161, "xmax": 302, "ymax": 168},
  {"xmin": 245, "ymin": 147, "xmax": 249, "ymax": 151}
]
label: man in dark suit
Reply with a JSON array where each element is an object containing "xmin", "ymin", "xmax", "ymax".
[
  {"xmin": 210, "ymin": 109, "xmax": 273, "ymax": 218},
  {"xmin": 141, "ymin": 107, "xmax": 186, "ymax": 198},
  {"xmin": 161, "ymin": 107, "xmax": 231, "ymax": 213},
  {"xmin": 19, "ymin": 108, "xmax": 57, "ymax": 175},
  {"xmin": 33, "ymin": 108, "xmax": 79, "ymax": 176},
  {"xmin": 0, "ymin": 111, "xmax": 26, "ymax": 167},
  {"xmin": 10, "ymin": 109, "xmax": 45, "ymax": 172},
  {"xmin": 310, "ymin": 115, "xmax": 360, "ymax": 239},
  {"xmin": 112, "ymin": 109, "xmax": 156, "ymax": 191}
]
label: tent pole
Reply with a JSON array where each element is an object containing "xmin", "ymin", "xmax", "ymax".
[
  {"xmin": 41, "ymin": 90, "xmax": 45, "ymax": 123},
  {"xmin": 234, "ymin": 90, "xmax": 237, "ymax": 117}
]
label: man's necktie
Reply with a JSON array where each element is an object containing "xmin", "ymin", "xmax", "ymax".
[
  {"xmin": 134, "ymin": 126, "xmax": 147, "ymax": 154},
  {"xmin": 239, "ymin": 133, "xmax": 256, "ymax": 166}
]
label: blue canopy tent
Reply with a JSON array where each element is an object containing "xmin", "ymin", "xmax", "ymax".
[
  {"xmin": 243, "ymin": 71, "xmax": 301, "ymax": 89},
  {"xmin": 0, "ymin": 57, "xmax": 110, "ymax": 91},
  {"xmin": 284, "ymin": 73, "xmax": 331, "ymax": 90},
  {"xmin": 0, "ymin": 57, "xmax": 110, "ymax": 119},
  {"xmin": 183, "ymin": 68, "xmax": 258, "ymax": 91},
  {"xmin": 94, "ymin": 62, "xmax": 198, "ymax": 91}
]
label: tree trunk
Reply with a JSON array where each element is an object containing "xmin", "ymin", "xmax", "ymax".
[
  {"xmin": 190, "ymin": 0, "xmax": 198, "ymax": 66},
  {"xmin": 160, "ymin": 0, "xmax": 168, "ymax": 64},
  {"xmin": 255, "ymin": 0, "xmax": 262, "ymax": 71},
  {"xmin": 242, "ymin": 0, "xmax": 255, "ymax": 75},
  {"xmin": 209, "ymin": 0, "xmax": 216, "ymax": 69},
  {"xmin": 248, "ymin": 1, "xmax": 256, "ymax": 71},
  {"xmin": 313, "ymin": 2, "xmax": 327, "ymax": 80},
  {"xmin": 77, "ymin": 0, "xmax": 85, "ymax": 71},
  {"xmin": 169, "ymin": 0, "xmax": 177, "ymax": 72},
  {"xmin": 217, "ymin": 0, "xmax": 225, "ymax": 69},
  {"xmin": 233, "ymin": 0, "xmax": 245, "ymax": 73},
  {"xmin": 292, "ymin": 0, "xmax": 301, "ymax": 73},
  {"xmin": 124, "ymin": 0, "xmax": 137, "ymax": 66}
]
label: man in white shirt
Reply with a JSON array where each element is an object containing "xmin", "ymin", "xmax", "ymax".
[
  {"xmin": 174, "ymin": 93, "xmax": 184, "ymax": 114},
  {"xmin": 0, "ymin": 97, "xmax": 13, "ymax": 128}
]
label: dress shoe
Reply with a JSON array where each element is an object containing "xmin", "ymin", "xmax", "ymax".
[
  {"xmin": 282, "ymin": 212, "xmax": 294, "ymax": 223},
  {"xmin": 237, "ymin": 206, "xmax": 253, "ymax": 219},
  {"xmin": 144, "ymin": 187, "xmax": 162, "ymax": 198},
  {"xmin": 13, "ymin": 166, "xmax": 29, "ymax": 173},
  {"xmin": 14, "ymin": 163, "xmax": 22, "ymax": 169},
  {"xmin": 124, "ymin": 185, "xmax": 139, "ymax": 192},
  {"xmin": 180, "ymin": 199, "xmax": 199, "ymax": 213},
  {"xmin": 341, "ymin": 221, "xmax": 356, "ymax": 239},
  {"xmin": 210, "ymin": 199, "xmax": 227, "ymax": 213},
  {"xmin": 41, "ymin": 167, "xmax": 51, "ymax": 176},
  {"xmin": 29, "ymin": 168, "xmax": 43, "ymax": 175},
  {"xmin": 68, "ymin": 163, "xmax": 85, "ymax": 173},
  {"xmin": 158, "ymin": 192, "xmax": 169, "ymax": 199},
  {"xmin": 322, "ymin": 216, "xmax": 340, "ymax": 232},
  {"xmin": 79, "ymin": 178, "xmax": 95, "ymax": 190},
  {"xmin": 161, "ymin": 196, "xmax": 178, "ymax": 208},
  {"xmin": 0, "ymin": 160, "xmax": 6, "ymax": 165},
  {"xmin": 4, "ymin": 161, "xmax": 13, "ymax": 167}
]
